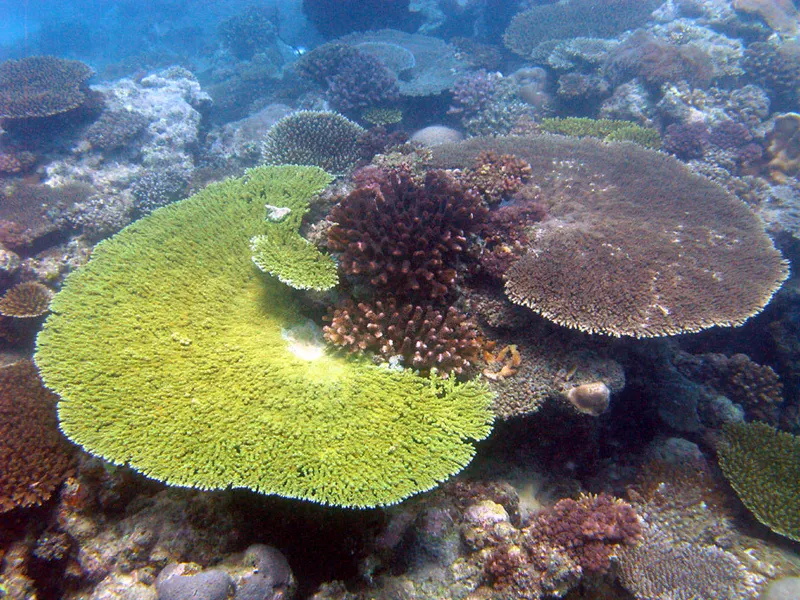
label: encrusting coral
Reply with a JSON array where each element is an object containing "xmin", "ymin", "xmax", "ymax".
[
  {"xmin": 717, "ymin": 421, "xmax": 800, "ymax": 542},
  {"xmin": 34, "ymin": 165, "xmax": 494, "ymax": 509},
  {"xmin": 0, "ymin": 360, "xmax": 75, "ymax": 512},
  {"xmin": 429, "ymin": 135, "xmax": 789, "ymax": 338}
]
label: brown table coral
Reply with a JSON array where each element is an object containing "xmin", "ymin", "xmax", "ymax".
[{"xmin": 430, "ymin": 135, "xmax": 788, "ymax": 338}]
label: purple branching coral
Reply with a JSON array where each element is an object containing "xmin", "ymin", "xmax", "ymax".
[{"xmin": 296, "ymin": 43, "xmax": 399, "ymax": 114}]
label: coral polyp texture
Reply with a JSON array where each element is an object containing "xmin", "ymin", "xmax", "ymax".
[
  {"xmin": 328, "ymin": 168, "xmax": 485, "ymax": 301},
  {"xmin": 717, "ymin": 422, "xmax": 800, "ymax": 542},
  {"xmin": 324, "ymin": 298, "xmax": 481, "ymax": 376},
  {"xmin": 34, "ymin": 165, "xmax": 493, "ymax": 508},
  {"xmin": 0, "ymin": 360, "xmax": 75, "ymax": 513},
  {"xmin": 0, "ymin": 281, "xmax": 54, "ymax": 317},
  {"xmin": 261, "ymin": 111, "xmax": 365, "ymax": 175},
  {"xmin": 429, "ymin": 135, "xmax": 788, "ymax": 338},
  {"xmin": 0, "ymin": 56, "xmax": 94, "ymax": 119}
]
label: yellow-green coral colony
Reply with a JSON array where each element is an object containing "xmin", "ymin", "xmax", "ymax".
[
  {"xmin": 34, "ymin": 165, "xmax": 494, "ymax": 508},
  {"xmin": 717, "ymin": 422, "xmax": 800, "ymax": 542}
]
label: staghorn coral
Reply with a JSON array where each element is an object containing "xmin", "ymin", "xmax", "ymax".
[
  {"xmin": 717, "ymin": 422, "xmax": 800, "ymax": 542},
  {"xmin": 323, "ymin": 298, "xmax": 480, "ymax": 376},
  {"xmin": 429, "ymin": 135, "xmax": 788, "ymax": 338},
  {"xmin": 262, "ymin": 111, "xmax": 365, "ymax": 176},
  {"xmin": 0, "ymin": 360, "xmax": 75, "ymax": 512},
  {"xmin": 34, "ymin": 165, "xmax": 493, "ymax": 508},
  {"xmin": 0, "ymin": 56, "xmax": 94, "ymax": 119},
  {"xmin": 527, "ymin": 493, "xmax": 642, "ymax": 576},
  {"xmin": 0, "ymin": 282, "xmax": 53, "ymax": 318},
  {"xmin": 503, "ymin": 0, "xmax": 660, "ymax": 58},
  {"xmin": 328, "ymin": 168, "xmax": 485, "ymax": 302}
]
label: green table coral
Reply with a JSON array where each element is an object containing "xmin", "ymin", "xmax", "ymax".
[
  {"xmin": 538, "ymin": 117, "xmax": 662, "ymax": 149},
  {"xmin": 245, "ymin": 167, "xmax": 338, "ymax": 291},
  {"xmin": 718, "ymin": 421, "xmax": 800, "ymax": 542},
  {"xmin": 35, "ymin": 165, "xmax": 493, "ymax": 508}
]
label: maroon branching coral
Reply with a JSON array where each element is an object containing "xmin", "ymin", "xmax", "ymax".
[
  {"xmin": 0, "ymin": 56, "xmax": 94, "ymax": 119},
  {"xmin": 461, "ymin": 151, "xmax": 533, "ymax": 206},
  {"xmin": 328, "ymin": 168, "xmax": 486, "ymax": 301},
  {"xmin": 323, "ymin": 298, "xmax": 480, "ymax": 376},
  {"xmin": 527, "ymin": 493, "xmax": 642, "ymax": 575},
  {"xmin": 1, "ymin": 360, "xmax": 75, "ymax": 512}
]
